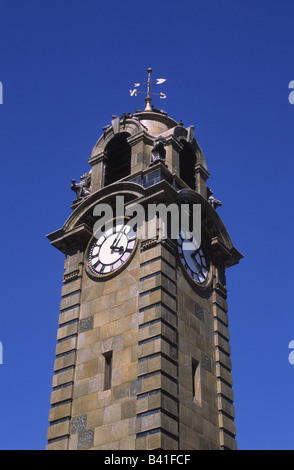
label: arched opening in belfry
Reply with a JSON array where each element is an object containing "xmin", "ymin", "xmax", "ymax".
[
  {"xmin": 104, "ymin": 133, "xmax": 131, "ymax": 186},
  {"xmin": 179, "ymin": 140, "xmax": 197, "ymax": 190}
]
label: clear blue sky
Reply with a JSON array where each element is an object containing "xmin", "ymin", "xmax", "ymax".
[{"xmin": 0, "ymin": 0, "xmax": 294, "ymax": 450}]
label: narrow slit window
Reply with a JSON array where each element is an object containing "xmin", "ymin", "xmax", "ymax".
[
  {"xmin": 103, "ymin": 352, "xmax": 113, "ymax": 390},
  {"xmin": 192, "ymin": 359, "xmax": 201, "ymax": 405}
]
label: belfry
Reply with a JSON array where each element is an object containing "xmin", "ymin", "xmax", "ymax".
[{"xmin": 46, "ymin": 69, "xmax": 242, "ymax": 450}]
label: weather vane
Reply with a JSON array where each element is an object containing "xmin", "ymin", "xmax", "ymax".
[{"xmin": 130, "ymin": 68, "xmax": 167, "ymax": 111}]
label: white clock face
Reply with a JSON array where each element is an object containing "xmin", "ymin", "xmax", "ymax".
[
  {"xmin": 177, "ymin": 231, "xmax": 209, "ymax": 285},
  {"xmin": 88, "ymin": 222, "xmax": 136, "ymax": 276}
]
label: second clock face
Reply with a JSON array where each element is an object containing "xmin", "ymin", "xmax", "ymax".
[
  {"xmin": 177, "ymin": 232, "xmax": 209, "ymax": 285},
  {"xmin": 88, "ymin": 222, "xmax": 136, "ymax": 276}
]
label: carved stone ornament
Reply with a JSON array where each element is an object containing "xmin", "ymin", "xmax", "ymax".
[
  {"xmin": 150, "ymin": 136, "xmax": 167, "ymax": 166},
  {"xmin": 71, "ymin": 171, "xmax": 91, "ymax": 203},
  {"xmin": 207, "ymin": 187, "xmax": 222, "ymax": 210}
]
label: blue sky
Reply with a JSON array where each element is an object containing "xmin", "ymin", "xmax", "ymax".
[{"xmin": 0, "ymin": 0, "xmax": 294, "ymax": 450}]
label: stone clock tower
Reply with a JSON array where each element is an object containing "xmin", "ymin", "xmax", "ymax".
[{"xmin": 46, "ymin": 78, "xmax": 242, "ymax": 450}]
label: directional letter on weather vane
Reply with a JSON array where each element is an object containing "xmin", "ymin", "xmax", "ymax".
[{"xmin": 130, "ymin": 68, "xmax": 167, "ymax": 111}]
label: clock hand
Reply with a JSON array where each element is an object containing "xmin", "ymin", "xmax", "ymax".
[
  {"xmin": 112, "ymin": 226, "xmax": 125, "ymax": 248},
  {"xmin": 110, "ymin": 225, "xmax": 127, "ymax": 253},
  {"xmin": 110, "ymin": 245, "xmax": 124, "ymax": 252},
  {"xmin": 191, "ymin": 251, "xmax": 202, "ymax": 269}
]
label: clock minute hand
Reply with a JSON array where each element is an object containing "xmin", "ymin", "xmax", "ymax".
[
  {"xmin": 110, "ymin": 236, "xmax": 124, "ymax": 253},
  {"xmin": 110, "ymin": 235, "xmax": 123, "ymax": 246},
  {"xmin": 111, "ymin": 225, "xmax": 126, "ymax": 251},
  {"xmin": 113, "ymin": 227, "xmax": 125, "ymax": 245}
]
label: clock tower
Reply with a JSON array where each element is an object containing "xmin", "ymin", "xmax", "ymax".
[{"xmin": 46, "ymin": 75, "xmax": 242, "ymax": 450}]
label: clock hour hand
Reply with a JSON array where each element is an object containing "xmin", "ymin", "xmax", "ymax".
[{"xmin": 110, "ymin": 244, "xmax": 124, "ymax": 252}]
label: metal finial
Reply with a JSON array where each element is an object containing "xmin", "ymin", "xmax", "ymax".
[
  {"xmin": 130, "ymin": 68, "xmax": 167, "ymax": 111},
  {"xmin": 145, "ymin": 68, "xmax": 153, "ymax": 111}
]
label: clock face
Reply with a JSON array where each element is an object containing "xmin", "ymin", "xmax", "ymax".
[
  {"xmin": 177, "ymin": 231, "xmax": 209, "ymax": 285},
  {"xmin": 88, "ymin": 222, "xmax": 137, "ymax": 276}
]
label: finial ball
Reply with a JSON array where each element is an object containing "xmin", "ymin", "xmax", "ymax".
[{"xmin": 147, "ymin": 67, "xmax": 152, "ymax": 73}]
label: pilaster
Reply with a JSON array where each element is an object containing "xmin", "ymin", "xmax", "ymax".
[
  {"xmin": 164, "ymin": 135, "xmax": 182, "ymax": 177},
  {"xmin": 212, "ymin": 262, "xmax": 237, "ymax": 450},
  {"xmin": 195, "ymin": 163, "xmax": 210, "ymax": 198},
  {"xmin": 88, "ymin": 151, "xmax": 106, "ymax": 192},
  {"xmin": 46, "ymin": 247, "xmax": 84, "ymax": 450},
  {"xmin": 127, "ymin": 132, "xmax": 154, "ymax": 174},
  {"xmin": 135, "ymin": 240, "xmax": 179, "ymax": 450}
]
